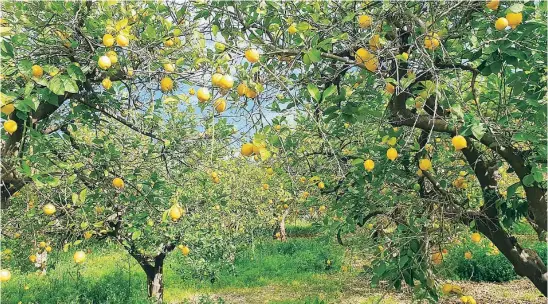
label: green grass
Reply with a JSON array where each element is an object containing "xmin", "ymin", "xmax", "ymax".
[{"xmin": 2, "ymin": 235, "xmax": 347, "ymax": 304}]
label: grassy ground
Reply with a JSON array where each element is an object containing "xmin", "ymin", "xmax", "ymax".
[{"xmin": 1, "ymin": 224, "xmax": 545, "ymax": 303}]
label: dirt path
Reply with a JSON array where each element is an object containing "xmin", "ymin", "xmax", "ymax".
[{"xmin": 178, "ymin": 278, "xmax": 544, "ymax": 304}]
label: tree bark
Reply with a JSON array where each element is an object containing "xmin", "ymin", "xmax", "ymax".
[
  {"xmin": 146, "ymin": 264, "xmax": 164, "ymax": 302},
  {"xmin": 279, "ymin": 208, "xmax": 289, "ymax": 241}
]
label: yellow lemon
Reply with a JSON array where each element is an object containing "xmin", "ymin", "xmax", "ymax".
[
  {"xmin": 29, "ymin": 255, "xmax": 37, "ymax": 263},
  {"xmin": 116, "ymin": 34, "xmax": 129, "ymax": 47},
  {"xmin": 45, "ymin": 246, "xmax": 52, "ymax": 253},
  {"xmin": 452, "ymin": 135, "xmax": 467, "ymax": 150},
  {"xmin": 101, "ymin": 78, "xmax": 112, "ymax": 90},
  {"xmin": 262, "ymin": 184, "xmax": 269, "ymax": 190},
  {"xmin": 471, "ymin": 232, "xmax": 481, "ymax": 243},
  {"xmin": 369, "ymin": 34, "xmax": 381, "ymax": 50},
  {"xmin": 506, "ymin": 12, "xmax": 522, "ymax": 28},
  {"xmin": 169, "ymin": 204, "xmax": 183, "ymax": 221},
  {"xmin": 73, "ymin": 251, "xmax": 86, "ymax": 264},
  {"xmin": 43, "ymin": 203, "xmax": 56, "ymax": 215},
  {"xmin": 355, "ymin": 48, "xmax": 370, "ymax": 64},
  {"xmin": 189, "ymin": 88, "xmax": 195, "ymax": 95},
  {"xmin": 3, "ymin": 119, "xmax": 17, "ymax": 134},
  {"xmin": 32, "ymin": 65, "xmax": 43, "ymax": 77},
  {"xmin": 319, "ymin": 205, "xmax": 326, "ymax": 212},
  {"xmin": 386, "ymin": 148, "xmax": 398, "ymax": 161},
  {"xmin": 197, "ymin": 87, "xmax": 210, "ymax": 102},
  {"xmin": 211, "ymin": 73, "xmax": 223, "ymax": 86},
  {"xmin": 318, "ymin": 182, "xmax": 325, "ymax": 189},
  {"xmin": 0, "ymin": 269, "xmax": 11, "ymax": 282},
  {"xmin": 486, "ymin": 0, "xmax": 499, "ymax": 10},
  {"xmin": 112, "ymin": 177, "xmax": 124, "ymax": 189},
  {"xmin": 164, "ymin": 39, "xmax": 174, "ymax": 47},
  {"xmin": 213, "ymin": 98, "xmax": 226, "ymax": 113},
  {"xmin": 106, "ymin": 50, "xmax": 118, "ymax": 64},
  {"xmin": 419, "ymin": 158, "xmax": 432, "ymax": 171},
  {"xmin": 245, "ymin": 88, "xmax": 257, "ymax": 98},
  {"xmin": 1, "ymin": 103, "xmax": 15, "ymax": 115},
  {"xmin": 401, "ymin": 52, "xmax": 409, "ymax": 60},
  {"xmin": 180, "ymin": 245, "xmax": 190, "ymax": 256},
  {"xmin": 495, "ymin": 17, "xmax": 508, "ymax": 31},
  {"xmin": 160, "ymin": 77, "xmax": 174, "ymax": 92},
  {"xmin": 241, "ymin": 143, "xmax": 254, "ymax": 156},
  {"xmin": 464, "ymin": 251, "xmax": 472, "ymax": 260},
  {"xmin": 245, "ymin": 49, "xmax": 260, "ymax": 63},
  {"xmin": 102, "ymin": 34, "xmax": 115, "ymax": 47},
  {"xmin": 39, "ymin": 241, "xmax": 46, "ymax": 248},
  {"xmin": 219, "ymin": 75, "xmax": 234, "ymax": 89},
  {"xmin": 364, "ymin": 159, "xmax": 375, "ymax": 172},
  {"xmin": 237, "ymin": 83, "xmax": 248, "ymax": 96},
  {"xmin": 163, "ymin": 63, "xmax": 175, "ymax": 73},
  {"xmin": 358, "ymin": 15, "xmax": 372, "ymax": 28},
  {"xmin": 288, "ymin": 23, "xmax": 297, "ymax": 34},
  {"xmin": 98, "ymin": 56, "xmax": 112, "ymax": 70}
]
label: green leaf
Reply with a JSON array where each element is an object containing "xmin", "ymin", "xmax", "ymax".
[
  {"xmin": 322, "ymin": 85, "xmax": 337, "ymax": 101},
  {"xmin": 307, "ymin": 84, "xmax": 320, "ymax": 101},
  {"xmin": 67, "ymin": 64, "xmax": 86, "ymax": 82},
  {"xmin": 48, "ymin": 76, "xmax": 65, "ymax": 95},
  {"xmin": 307, "ymin": 49, "xmax": 321, "ymax": 63},
  {"xmin": 471, "ymin": 122, "xmax": 485, "ymax": 140},
  {"xmin": 80, "ymin": 222, "xmax": 89, "ymax": 229},
  {"xmin": 18, "ymin": 59, "xmax": 33, "ymax": 77},
  {"xmin": 61, "ymin": 75, "xmax": 79, "ymax": 93},
  {"xmin": 132, "ymin": 230, "xmax": 142, "ymax": 240},
  {"xmin": 1, "ymin": 40, "xmax": 14, "ymax": 58},
  {"xmin": 72, "ymin": 193, "xmax": 79, "ymax": 205},
  {"xmin": 79, "ymin": 188, "xmax": 87, "ymax": 203}
]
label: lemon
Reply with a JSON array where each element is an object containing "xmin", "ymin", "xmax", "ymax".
[
  {"xmin": 98, "ymin": 56, "xmax": 112, "ymax": 70},
  {"xmin": 116, "ymin": 34, "xmax": 129, "ymax": 47},
  {"xmin": 0, "ymin": 269, "xmax": 11, "ymax": 282},
  {"xmin": 262, "ymin": 184, "xmax": 269, "ymax": 190},
  {"xmin": 3, "ymin": 119, "xmax": 17, "ymax": 134},
  {"xmin": 401, "ymin": 52, "xmax": 409, "ymax": 60},
  {"xmin": 386, "ymin": 148, "xmax": 398, "ymax": 160},
  {"xmin": 29, "ymin": 255, "xmax": 37, "ymax": 263},
  {"xmin": 442, "ymin": 283, "xmax": 453, "ymax": 294},
  {"xmin": 102, "ymin": 34, "xmax": 115, "ymax": 47},
  {"xmin": 106, "ymin": 50, "xmax": 118, "ymax": 64},
  {"xmin": 211, "ymin": 73, "xmax": 223, "ymax": 86},
  {"xmin": 245, "ymin": 49, "xmax": 260, "ymax": 63},
  {"xmin": 163, "ymin": 63, "xmax": 175, "ymax": 72},
  {"xmin": 197, "ymin": 87, "xmax": 210, "ymax": 102},
  {"xmin": 31, "ymin": 65, "xmax": 43, "ymax": 77},
  {"xmin": 495, "ymin": 17, "xmax": 508, "ymax": 31},
  {"xmin": 464, "ymin": 251, "xmax": 472, "ymax": 260},
  {"xmin": 180, "ymin": 245, "xmax": 190, "ymax": 256},
  {"xmin": 471, "ymin": 232, "xmax": 481, "ymax": 243},
  {"xmin": 237, "ymin": 83, "xmax": 248, "ymax": 96},
  {"xmin": 169, "ymin": 204, "xmax": 184, "ymax": 221},
  {"xmin": 43, "ymin": 203, "xmax": 56, "ymax": 215},
  {"xmin": 358, "ymin": 15, "xmax": 372, "ymax": 28},
  {"xmin": 219, "ymin": 75, "xmax": 234, "ymax": 89},
  {"xmin": 1, "ymin": 104, "xmax": 15, "ymax": 115},
  {"xmin": 112, "ymin": 177, "xmax": 124, "ymax": 189},
  {"xmin": 213, "ymin": 98, "xmax": 226, "ymax": 113},
  {"xmin": 419, "ymin": 159, "xmax": 432, "ymax": 171},
  {"xmin": 245, "ymin": 88, "xmax": 257, "ymax": 98},
  {"xmin": 369, "ymin": 34, "xmax": 380, "ymax": 50},
  {"xmin": 102, "ymin": 78, "xmax": 112, "ymax": 90},
  {"xmin": 73, "ymin": 251, "xmax": 86, "ymax": 264},
  {"xmin": 506, "ymin": 12, "xmax": 522, "ymax": 28},
  {"xmin": 189, "ymin": 88, "xmax": 195, "ymax": 95},
  {"xmin": 45, "ymin": 246, "xmax": 52, "ymax": 253},
  {"xmin": 288, "ymin": 23, "xmax": 297, "ymax": 34},
  {"xmin": 160, "ymin": 77, "xmax": 174, "ymax": 92},
  {"xmin": 318, "ymin": 182, "xmax": 325, "ymax": 189},
  {"xmin": 486, "ymin": 0, "xmax": 499, "ymax": 10},
  {"xmin": 164, "ymin": 39, "xmax": 174, "ymax": 47},
  {"xmin": 241, "ymin": 143, "xmax": 254, "ymax": 156},
  {"xmin": 364, "ymin": 159, "xmax": 375, "ymax": 172},
  {"xmin": 355, "ymin": 48, "xmax": 370, "ymax": 64},
  {"xmin": 451, "ymin": 135, "xmax": 467, "ymax": 150}
]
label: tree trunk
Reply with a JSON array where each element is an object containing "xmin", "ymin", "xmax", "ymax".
[
  {"xmin": 474, "ymin": 213, "xmax": 547, "ymax": 296},
  {"xmin": 279, "ymin": 208, "xmax": 289, "ymax": 241},
  {"xmin": 146, "ymin": 265, "xmax": 164, "ymax": 302}
]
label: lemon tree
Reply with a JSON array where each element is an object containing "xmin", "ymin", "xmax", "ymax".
[{"xmin": 187, "ymin": 0, "xmax": 547, "ymax": 299}]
